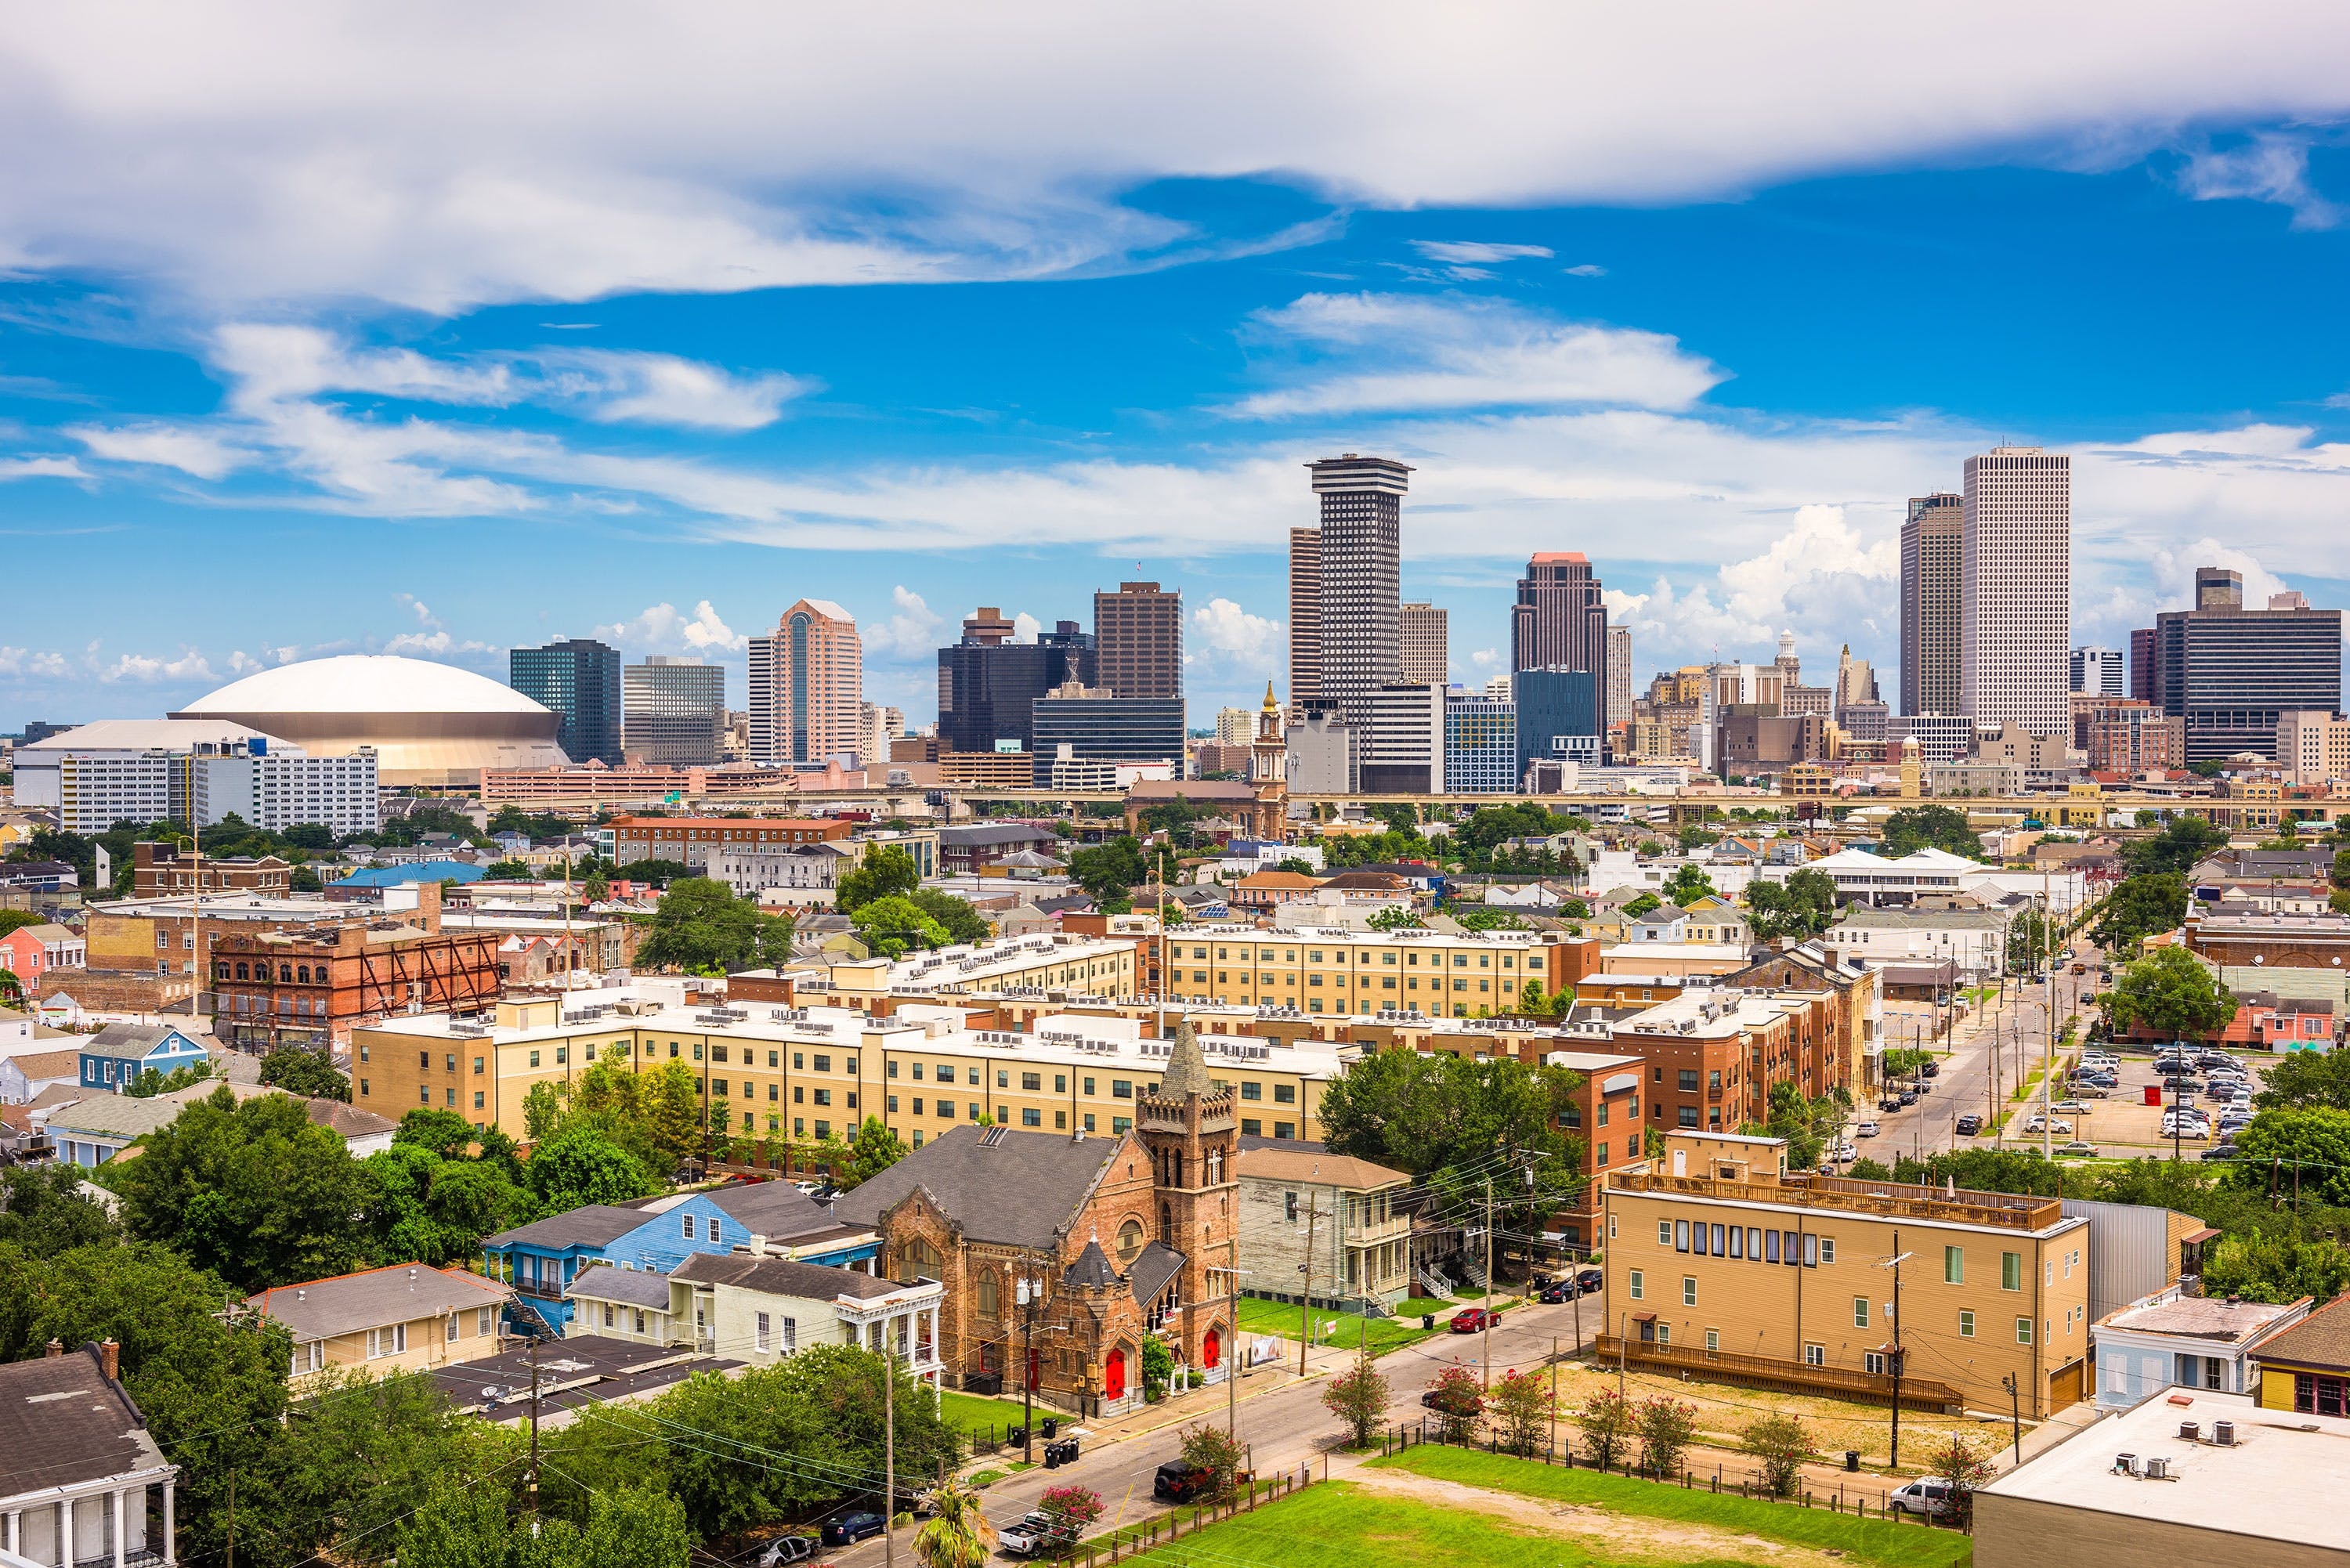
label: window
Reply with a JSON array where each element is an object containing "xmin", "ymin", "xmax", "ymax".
[
  {"xmin": 997, "ymin": 1070, "xmax": 1010, "ymax": 1089},
  {"xmin": 474, "ymin": 1091, "xmax": 484, "ymax": 1109},
  {"xmin": 1677, "ymin": 1069, "xmax": 1698, "ymax": 1092},
  {"xmin": 479, "ymin": 1306, "xmax": 493, "ymax": 1335},
  {"xmin": 1241, "ymin": 1118, "xmax": 1261, "ymax": 1136},
  {"xmin": 2016, "ymin": 1317, "xmax": 2034, "ymax": 1346},
  {"xmin": 1943, "ymin": 1246, "xmax": 1963, "ymax": 1284},
  {"xmin": 1705, "ymin": 1328, "xmax": 1719, "ymax": 1353},
  {"xmin": 1021, "ymin": 1107, "xmax": 1042, "ymax": 1127},
  {"xmin": 1864, "ymin": 1351, "xmax": 1886, "ymax": 1375},
  {"xmin": 290, "ymin": 1341, "xmax": 324, "ymax": 1375},
  {"xmin": 757, "ymin": 1312, "xmax": 772, "ymax": 1353},
  {"xmin": 2001, "ymin": 1252, "xmax": 2023, "ymax": 1291},
  {"xmin": 814, "ymin": 1089, "xmax": 830, "ymax": 1106},
  {"xmin": 1657, "ymin": 1219, "xmax": 1672, "ymax": 1245},
  {"xmin": 1627, "ymin": 1270, "xmax": 1643, "ymax": 1300},
  {"xmin": 1021, "ymin": 1072, "xmax": 1041, "ymax": 1091},
  {"xmin": 813, "ymin": 1054, "xmax": 830, "ymax": 1071},
  {"xmin": 367, "ymin": 1324, "xmax": 407, "ymax": 1360},
  {"xmin": 1818, "ymin": 1237, "xmax": 1834, "ymax": 1264},
  {"xmin": 2294, "ymin": 1374, "xmax": 2348, "ymax": 1417},
  {"xmin": 1677, "ymin": 1106, "xmax": 1698, "ymax": 1128},
  {"xmin": 978, "ymin": 1274, "xmax": 1000, "ymax": 1317},
  {"xmin": 446, "ymin": 1314, "xmax": 460, "ymax": 1342},
  {"xmin": 1286, "ymin": 1191, "xmax": 1299, "ymax": 1221},
  {"xmin": 1853, "ymin": 1296, "xmax": 1870, "ymax": 1329},
  {"xmin": 682, "ymin": 1215, "xmax": 697, "ymax": 1240},
  {"xmin": 1683, "ymin": 1277, "xmax": 1697, "ymax": 1306},
  {"xmin": 1804, "ymin": 1343, "xmax": 1824, "ymax": 1367},
  {"xmin": 1113, "ymin": 1079, "xmax": 1133, "ymax": 1099},
  {"xmin": 602, "ymin": 1303, "xmax": 615, "ymax": 1328},
  {"xmin": 1674, "ymin": 1219, "xmax": 1689, "ymax": 1252},
  {"xmin": 1275, "ymin": 1083, "xmax": 1296, "ymax": 1104},
  {"xmin": 1241, "ymin": 1081, "xmax": 1262, "ymax": 1100}
]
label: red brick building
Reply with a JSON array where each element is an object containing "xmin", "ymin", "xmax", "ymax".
[
  {"xmin": 610, "ymin": 815, "xmax": 853, "ymax": 865},
  {"xmin": 209, "ymin": 917, "xmax": 504, "ymax": 1053}
]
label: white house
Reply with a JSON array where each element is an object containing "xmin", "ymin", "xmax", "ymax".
[
  {"xmin": 670, "ymin": 1251, "xmax": 946, "ymax": 1389},
  {"xmin": 0, "ymin": 1340, "xmax": 179, "ymax": 1568},
  {"xmin": 1822, "ymin": 905, "xmax": 2016, "ymax": 981},
  {"xmin": 2092, "ymin": 1286, "xmax": 2312, "ymax": 1409}
]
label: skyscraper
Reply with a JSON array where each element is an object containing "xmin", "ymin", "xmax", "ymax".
[
  {"xmin": 1305, "ymin": 454, "xmax": 1409, "ymax": 727},
  {"xmin": 2128, "ymin": 627, "xmax": 2157, "ymax": 703},
  {"xmin": 1961, "ymin": 448, "xmax": 2070, "ymax": 739},
  {"xmin": 1287, "ymin": 526, "xmax": 1321, "ymax": 713},
  {"xmin": 1510, "ymin": 553, "xmax": 1608, "ymax": 679},
  {"xmin": 2152, "ymin": 571, "xmax": 2344, "ymax": 764},
  {"xmin": 1606, "ymin": 627, "xmax": 1633, "ymax": 727},
  {"xmin": 510, "ymin": 637, "xmax": 622, "ymax": 764},
  {"xmin": 2068, "ymin": 645, "xmax": 2124, "ymax": 697},
  {"xmin": 1513, "ymin": 667, "xmax": 1602, "ymax": 782},
  {"xmin": 1399, "ymin": 602, "xmax": 1448, "ymax": 685},
  {"xmin": 623, "ymin": 656, "xmax": 725, "ymax": 765},
  {"xmin": 1900, "ymin": 492, "xmax": 1964, "ymax": 717},
  {"xmin": 747, "ymin": 599, "xmax": 862, "ymax": 766},
  {"xmin": 934, "ymin": 609, "xmax": 1095, "ymax": 755},
  {"xmin": 1093, "ymin": 580, "xmax": 1182, "ymax": 700}
]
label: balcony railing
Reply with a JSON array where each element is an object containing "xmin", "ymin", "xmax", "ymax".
[
  {"xmin": 1593, "ymin": 1335, "xmax": 1963, "ymax": 1412},
  {"xmin": 1608, "ymin": 1169, "xmax": 2060, "ymax": 1231}
]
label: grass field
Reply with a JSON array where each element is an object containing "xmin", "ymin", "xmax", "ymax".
[
  {"xmin": 1123, "ymin": 1474, "xmax": 1971, "ymax": 1568},
  {"xmin": 1369, "ymin": 1447, "xmax": 1972, "ymax": 1568},
  {"xmin": 1234, "ymin": 1296, "xmax": 1460, "ymax": 1357},
  {"xmin": 935, "ymin": 1388, "xmax": 1033, "ymax": 1441}
]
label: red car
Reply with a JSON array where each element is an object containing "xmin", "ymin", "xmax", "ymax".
[{"xmin": 1448, "ymin": 1308, "xmax": 1495, "ymax": 1333}]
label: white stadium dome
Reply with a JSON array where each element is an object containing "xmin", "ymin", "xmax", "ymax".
[{"xmin": 173, "ymin": 654, "xmax": 569, "ymax": 787}]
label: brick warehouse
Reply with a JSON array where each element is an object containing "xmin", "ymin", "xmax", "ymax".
[{"xmin": 832, "ymin": 1018, "xmax": 1239, "ymax": 1418}]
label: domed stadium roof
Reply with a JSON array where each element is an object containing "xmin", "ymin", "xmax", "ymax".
[{"xmin": 180, "ymin": 655, "xmax": 553, "ymax": 717}]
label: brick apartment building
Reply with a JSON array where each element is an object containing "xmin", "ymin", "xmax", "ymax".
[
  {"xmin": 132, "ymin": 840, "xmax": 292, "ymax": 898},
  {"xmin": 210, "ymin": 911, "xmax": 503, "ymax": 1053},
  {"xmin": 611, "ymin": 815, "xmax": 854, "ymax": 868}
]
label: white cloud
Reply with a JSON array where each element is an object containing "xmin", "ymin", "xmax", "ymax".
[
  {"xmin": 68, "ymin": 422, "xmax": 245, "ymax": 479},
  {"xmin": 1186, "ymin": 598, "xmax": 1285, "ymax": 675},
  {"xmin": 213, "ymin": 324, "xmax": 516, "ymax": 410},
  {"xmin": 862, "ymin": 585, "xmax": 947, "ymax": 658},
  {"xmin": 1225, "ymin": 292, "xmax": 1724, "ymax": 417},
  {"xmin": 1409, "ymin": 241, "xmax": 1555, "ymax": 265},
  {"xmin": 100, "ymin": 648, "xmax": 215, "ymax": 682},
  {"xmin": 1469, "ymin": 647, "xmax": 1502, "ymax": 670},
  {"xmin": 0, "ymin": 646, "xmax": 70, "ymax": 678},
  {"xmin": 592, "ymin": 599, "xmax": 747, "ymax": 653},
  {"xmin": 1563, "ymin": 264, "xmax": 1607, "ymax": 277},
  {"xmin": 3, "ymin": 9, "xmax": 2350, "ymax": 311},
  {"xmin": 542, "ymin": 351, "xmax": 815, "ymax": 431},
  {"xmin": 2146, "ymin": 538, "xmax": 2293, "ymax": 609},
  {"xmin": 383, "ymin": 629, "xmax": 494, "ymax": 656},
  {"xmin": 1604, "ymin": 504, "xmax": 1898, "ymax": 661},
  {"xmin": 2177, "ymin": 133, "xmax": 2345, "ymax": 228},
  {"xmin": 0, "ymin": 456, "xmax": 88, "ymax": 481},
  {"xmin": 1011, "ymin": 612, "xmax": 1043, "ymax": 643}
]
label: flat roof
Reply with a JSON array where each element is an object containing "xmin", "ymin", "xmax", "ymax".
[{"xmin": 1979, "ymin": 1389, "xmax": 2350, "ymax": 1550}]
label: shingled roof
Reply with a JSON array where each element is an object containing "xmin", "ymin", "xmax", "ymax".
[
  {"xmin": 0, "ymin": 1344, "xmax": 166, "ymax": 1501},
  {"xmin": 829, "ymin": 1125, "xmax": 1124, "ymax": 1251},
  {"xmin": 1156, "ymin": 1017, "xmax": 1215, "ymax": 1100}
]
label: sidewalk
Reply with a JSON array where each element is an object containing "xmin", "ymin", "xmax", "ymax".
[{"xmin": 964, "ymin": 1356, "xmax": 1322, "ymax": 1468}]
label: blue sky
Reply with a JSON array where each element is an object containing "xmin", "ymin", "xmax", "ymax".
[{"xmin": 5, "ymin": 7, "xmax": 2350, "ymax": 732}]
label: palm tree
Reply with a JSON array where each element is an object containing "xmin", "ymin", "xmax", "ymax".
[{"xmin": 913, "ymin": 1481, "xmax": 997, "ymax": 1568}]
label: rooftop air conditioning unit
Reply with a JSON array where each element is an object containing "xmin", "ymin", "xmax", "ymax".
[
  {"xmin": 2212, "ymin": 1421, "xmax": 2235, "ymax": 1446},
  {"xmin": 2143, "ymin": 1456, "xmax": 2169, "ymax": 1480}
]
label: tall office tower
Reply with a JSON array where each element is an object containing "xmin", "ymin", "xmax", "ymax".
[
  {"xmin": 1961, "ymin": 449, "xmax": 2070, "ymax": 739},
  {"xmin": 1361, "ymin": 681, "xmax": 1446, "ymax": 793},
  {"xmin": 1606, "ymin": 627, "xmax": 1634, "ymax": 726},
  {"xmin": 858, "ymin": 702, "xmax": 905, "ymax": 768},
  {"xmin": 622, "ymin": 656, "xmax": 725, "ymax": 765},
  {"xmin": 1512, "ymin": 667, "xmax": 1602, "ymax": 781},
  {"xmin": 1444, "ymin": 685, "xmax": 1517, "ymax": 793},
  {"xmin": 2128, "ymin": 627, "xmax": 2157, "ymax": 702},
  {"xmin": 2152, "ymin": 571, "xmax": 2344, "ymax": 764},
  {"xmin": 510, "ymin": 637, "xmax": 622, "ymax": 764},
  {"xmin": 935, "ymin": 609, "xmax": 1096, "ymax": 755},
  {"xmin": 1900, "ymin": 492, "xmax": 1964, "ymax": 717},
  {"xmin": 2068, "ymin": 645, "xmax": 2125, "ymax": 697},
  {"xmin": 746, "ymin": 600, "xmax": 862, "ymax": 766},
  {"xmin": 1213, "ymin": 706, "xmax": 1254, "ymax": 745},
  {"xmin": 1307, "ymin": 454, "xmax": 1410, "ymax": 728},
  {"xmin": 1509, "ymin": 552, "xmax": 1608, "ymax": 680},
  {"xmin": 1287, "ymin": 526, "xmax": 1321, "ymax": 712},
  {"xmin": 1399, "ymin": 602, "xmax": 1448, "ymax": 685},
  {"xmin": 1094, "ymin": 580, "xmax": 1183, "ymax": 699}
]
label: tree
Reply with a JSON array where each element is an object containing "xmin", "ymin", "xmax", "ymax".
[
  {"xmin": 913, "ymin": 1481, "xmax": 999, "ymax": 1568},
  {"xmin": 909, "ymin": 887, "xmax": 990, "ymax": 945},
  {"xmin": 0, "ymin": 909, "xmax": 49, "ymax": 938},
  {"xmin": 1634, "ymin": 1396, "xmax": 1698, "ymax": 1478},
  {"xmin": 1068, "ymin": 836, "xmax": 1149, "ymax": 906},
  {"xmin": 835, "ymin": 844, "xmax": 923, "ymax": 913},
  {"xmin": 395, "ymin": 1107, "xmax": 482, "ymax": 1159},
  {"xmin": 1141, "ymin": 1335, "xmax": 1175, "ymax": 1400},
  {"xmin": 2124, "ymin": 815, "xmax": 2229, "ymax": 878},
  {"xmin": 1177, "ymin": 1421, "xmax": 1246, "ymax": 1501},
  {"xmin": 1423, "ymin": 1364, "xmax": 1484, "ymax": 1443},
  {"xmin": 1661, "ymin": 863, "xmax": 1716, "ymax": 906},
  {"xmin": 125, "ymin": 1060, "xmax": 212, "ymax": 1098},
  {"xmin": 117, "ymin": 1086, "xmax": 374, "ymax": 1291},
  {"xmin": 1741, "ymin": 1413, "xmax": 1812, "ymax": 1498},
  {"xmin": 1622, "ymin": 892, "xmax": 1661, "ymax": 919},
  {"xmin": 366, "ymin": 1143, "xmax": 534, "ymax": 1267},
  {"xmin": 1321, "ymin": 1349, "xmax": 1391, "ymax": 1448},
  {"xmin": 1484, "ymin": 1366, "xmax": 1554, "ymax": 1458},
  {"xmin": 820, "ymin": 1116, "xmax": 909, "ymax": 1190},
  {"xmin": 2006, "ymin": 910, "xmax": 2053, "ymax": 975},
  {"xmin": 1273, "ymin": 857, "xmax": 1317, "ymax": 876},
  {"xmin": 480, "ymin": 858, "xmax": 537, "ymax": 881},
  {"xmin": 2092, "ymin": 873, "xmax": 2189, "ymax": 952},
  {"xmin": 1036, "ymin": 1484, "xmax": 1104, "ymax": 1552},
  {"xmin": 2099, "ymin": 945, "xmax": 2238, "ymax": 1042},
  {"xmin": 0, "ymin": 1164, "xmax": 118, "ymax": 1255},
  {"xmin": 1879, "ymin": 805, "xmax": 1988, "ymax": 861},
  {"xmin": 1366, "ymin": 905, "xmax": 1422, "ymax": 932},
  {"xmin": 1573, "ymin": 1387, "xmax": 1634, "ymax": 1469},
  {"xmin": 2231, "ymin": 1109, "xmax": 2350, "ymax": 1206},
  {"xmin": 1745, "ymin": 869, "xmax": 1837, "ymax": 941},
  {"xmin": 851, "ymin": 894, "xmax": 951, "ymax": 958},
  {"xmin": 1762, "ymin": 1082, "xmax": 1849, "ymax": 1171},
  {"xmin": 528, "ymin": 1127, "xmax": 656, "ymax": 1211},
  {"xmin": 635, "ymin": 878, "xmax": 794, "ymax": 974},
  {"xmin": 2197, "ymin": 1229, "xmax": 2350, "ymax": 1304},
  {"xmin": 258, "ymin": 1046, "xmax": 351, "ymax": 1100},
  {"xmin": 2255, "ymin": 1050, "xmax": 2350, "ymax": 1112},
  {"xmin": 1927, "ymin": 1434, "xmax": 1998, "ymax": 1529}
]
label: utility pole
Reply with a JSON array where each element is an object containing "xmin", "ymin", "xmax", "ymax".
[
  {"xmin": 527, "ymin": 1336, "xmax": 541, "ymax": 1531},
  {"xmin": 2002, "ymin": 1373, "xmax": 2022, "ymax": 1468},
  {"xmin": 1549, "ymin": 1335, "xmax": 1560, "ymax": 1458},
  {"xmin": 1227, "ymin": 1230, "xmax": 1240, "ymax": 1440},
  {"xmin": 1880, "ymin": 1230, "xmax": 1911, "ymax": 1471},
  {"xmin": 1018, "ymin": 1269, "xmax": 1039, "ymax": 1464},
  {"xmin": 884, "ymin": 1341, "xmax": 896, "ymax": 1568},
  {"xmin": 1482, "ymin": 1174, "xmax": 1497, "ymax": 1389},
  {"xmin": 1296, "ymin": 1198, "xmax": 1319, "ymax": 1377}
]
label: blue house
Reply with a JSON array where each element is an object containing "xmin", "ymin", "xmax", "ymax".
[
  {"xmin": 483, "ymin": 1180, "xmax": 878, "ymax": 1334},
  {"xmin": 78, "ymin": 1021, "xmax": 210, "ymax": 1092}
]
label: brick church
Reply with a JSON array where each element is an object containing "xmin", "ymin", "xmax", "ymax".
[{"xmin": 833, "ymin": 1019, "xmax": 1239, "ymax": 1416}]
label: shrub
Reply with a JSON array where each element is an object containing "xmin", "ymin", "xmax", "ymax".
[
  {"xmin": 1423, "ymin": 1365, "xmax": 1484, "ymax": 1445},
  {"xmin": 1741, "ymin": 1412, "xmax": 1812, "ymax": 1497},
  {"xmin": 1634, "ymin": 1396, "xmax": 1698, "ymax": 1478},
  {"xmin": 1321, "ymin": 1353, "xmax": 1391, "ymax": 1449},
  {"xmin": 1177, "ymin": 1422, "xmax": 1246, "ymax": 1501},
  {"xmin": 1484, "ymin": 1367, "xmax": 1554, "ymax": 1458}
]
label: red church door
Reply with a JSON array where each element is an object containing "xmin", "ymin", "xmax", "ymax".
[
  {"xmin": 1202, "ymin": 1328, "xmax": 1221, "ymax": 1371},
  {"xmin": 1104, "ymin": 1347, "xmax": 1126, "ymax": 1400},
  {"xmin": 1026, "ymin": 1347, "xmax": 1039, "ymax": 1392}
]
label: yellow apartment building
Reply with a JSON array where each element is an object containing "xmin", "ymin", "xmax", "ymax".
[
  {"xmin": 1601, "ymin": 1130, "xmax": 2091, "ymax": 1417},
  {"xmin": 1159, "ymin": 926, "xmax": 1583, "ymax": 1017}
]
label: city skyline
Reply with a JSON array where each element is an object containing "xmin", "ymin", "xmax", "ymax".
[{"xmin": 9, "ymin": 16, "xmax": 2350, "ymax": 728}]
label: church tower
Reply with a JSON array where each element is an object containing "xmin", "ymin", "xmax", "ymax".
[
  {"xmin": 1249, "ymin": 681, "xmax": 1289, "ymax": 840},
  {"xmin": 1137, "ymin": 1019, "xmax": 1238, "ymax": 1373}
]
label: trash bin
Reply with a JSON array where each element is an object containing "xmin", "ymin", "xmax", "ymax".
[
  {"xmin": 1422, "ymin": 1315, "xmax": 1435, "ymax": 1331},
  {"xmin": 1846, "ymin": 1451, "xmax": 1861, "ymax": 1472},
  {"xmin": 1043, "ymin": 1445, "xmax": 1061, "ymax": 1470},
  {"xmin": 1006, "ymin": 1425, "xmax": 1027, "ymax": 1450},
  {"xmin": 1042, "ymin": 1417, "xmax": 1061, "ymax": 1440},
  {"xmin": 1061, "ymin": 1438, "xmax": 1080, "ymax": 1463}
]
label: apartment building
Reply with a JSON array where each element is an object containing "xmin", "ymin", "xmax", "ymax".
[
  {"xmin": 2276, "ymin": 710, "xmax": 2350, "ymax": 786},
  {"xmin": 1161, "ymin": 924, "xmax": 1583, "ymax": 1017},
  {"xmin": 1607, "ymin": 986, "xmax": 1849, "ymax": 1133},
  {"xmin": 1234, "ymin": 1144, "xmax": 1413, "ymax": 1312},
  {"xmin": 610, "ymin": 815, "xmax": 854, "ymax": 866},
  {"xmin": 210, "ymin": 917, "xmax": 505, "ymax": 1051},
  {"xmin": 1603, "ymin": 1130, "xmax": 2092, "ymax": 1416}
]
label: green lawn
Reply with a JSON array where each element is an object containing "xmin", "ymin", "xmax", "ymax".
[
  {"xmin": 935, "ymin": 1389, "xmax": 1034, "ymax": 1441},
  {"xmin": 1368, "ymin": 1447, "xmax": 1972, "ymax": 1568},
  {"xmin": 1235, "ymin": 1296, "xmax": 1456, "ymax": 1357}
]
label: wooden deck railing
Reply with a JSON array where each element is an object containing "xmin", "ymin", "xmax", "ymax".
[
  {"xmin": 1607, "ymin": 1169, "xmax": 2059, "ymax": 1231},
  {"xmin": 1593, "ymin": 1334, "xmax": 1964, "ymax": 1412}
]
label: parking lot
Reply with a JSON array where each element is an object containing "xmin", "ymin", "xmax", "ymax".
[{"xmin": 1979, "ymin": 1042, "xmax": 2265, "ymax": 1158}]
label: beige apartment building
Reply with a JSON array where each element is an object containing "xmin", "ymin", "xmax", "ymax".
[
  {"xmin": 1602, "ymin": 1131, "xmax": 2091, "ymax": 1418},
  {"xmin": 1163, "ymin": 926, "xmax": 1583, "ymax": 1017}
]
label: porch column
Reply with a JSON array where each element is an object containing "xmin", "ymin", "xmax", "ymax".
[
  {"xmin": 163, "ymin": 1479, "xmax": 175, "ymax": 1566},
  {"xmin": 60, "ymin": 1493, "xmax": 73, "ymax": 1568},
  {"xmin": 5, "ymin": 1505, "xmax": 16, "ymax": 1555},
  {"xmin": 113, "ymin": 1487, "xmax": 125, "ymax": 1568}
]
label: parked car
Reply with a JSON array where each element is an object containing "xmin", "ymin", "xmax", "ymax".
[
  {"xmin": 2051, "ymin": 1099, "xmax": 2088, "ymax": 1115},
  {"xmin": 1856, "ymin": 1120, "xmax": 1881, "ymax": 1138},
  {"xmin": 2023, "ymin": 1117, "xmax": 2073, "ymax": 1136},
  {"xmin": 1878, "ymin": 1097, "xmax": 1904, "ymax": 1112},
  {"xmin": 756, "ymin": 1537, "xmax": 819, "ymax": 1568},
  {"xmin": 1889, "ymin": 1480, "xmax": 1956, "ymax": 1519},
  {"xmin": 1538, "ymin": 1266, "xmax": 1603, "ymax": 1302},
  {"xmin": 1897, "ymin": 1090, "xmax": 1918, "ymax": 1107},
  {"xmin": 820, "ymin": 1513, "xmax": 884, "ymax": 1548},
  {"xmin": 2054, "ymin": 1141, "xmax": 2099, "ymax": 1158},
  {"xmin": 1955, "ymin": 1114, "xmax": 1983, "ymax": 1136},
  {"xmin": 1153, "ymin": 1462, "xmax": 1217, "ymax": 1503},
  {"xmin": 1000, "ymin": 1512, "xmax": 1079, "ymax": 1558},
  {"xmin": 2201, "ymin": 1143, "xmax": 2241, "ymax": 1162},
  {"xmin": 1828, "ymin": 1140, "xmax": 1858, "ymax": 1162},
  {"xmin": 1450, "ymin": 1307, "xmax": 1497, "ymax": 1333},
  {"xmin": 2070, "ymin": 1084, "xmax": 2111, "ymax": 1099}
]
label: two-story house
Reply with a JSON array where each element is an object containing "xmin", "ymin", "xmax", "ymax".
[
  {"xmin": 1234, "ymin": 1143, "xmax": 1413, "ymax": 1313},
  {"xmin": 0, "ymin": 923, "xmax": 85, "ymax": 987},
  {"xmin": 77, "ymin": 1022, "xmax": 208, "ymax": 1093},
  {"xmin": 663, "ymin": 1250, "xmax": 945, "ymax": 1391},
  {"xmin": 247, "ymin": 1263, "xmax": 514, "ymax": 1384},
  {"xmin": 483, "ymin": 1180, "xmax": 879, "ymax": 1335},
  {"xmin": 0, "ymin": 1339, "xmax": 178, "ymax": 1568}
]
